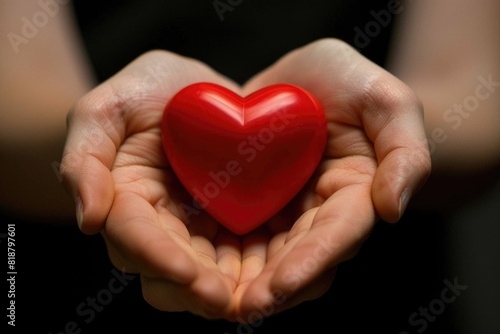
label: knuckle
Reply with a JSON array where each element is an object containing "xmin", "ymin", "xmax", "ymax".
[
  {"xmin": 69, "ymin": 83, "xmax": 130, "ymax": 129},
  {"xmin": 59, "ymin": 147, "xmax": 87, "ymax": 187},
  {"xmin": 307, "ymin": 37, "xmax": 359, "ymax": 59},
  {"xmin": 363, "ymin": 72, "xmax": 421, "ymax": 115},
  {"xmin": 312, "ymin": 37, "xmax": 348, "ymax": 49}
]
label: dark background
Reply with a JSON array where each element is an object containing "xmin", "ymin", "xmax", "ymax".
[{"xmin": 3, "ymin": 0, "xmax": 500, "ymax": 333}]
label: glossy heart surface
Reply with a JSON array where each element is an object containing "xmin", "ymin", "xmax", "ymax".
[{"xmin": 161, "ymin": 82, "xmax": 327, "ymax": 234}]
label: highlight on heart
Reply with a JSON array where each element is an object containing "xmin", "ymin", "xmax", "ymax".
[
  {"xmin": 161, "ymin": 82, "xmax": 327, "ymax": 235},
  {"xmin": 191, "ymin": 106, "xmax": 298, "ymax": 208}
]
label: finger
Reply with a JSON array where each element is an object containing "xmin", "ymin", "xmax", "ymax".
[
  {"xmin": 267, "ymin": 267, "xmax": 336, "ymax": 317},
  {"xmin": 104, "ymin": 190, "xmax": 198, "ymax": 284},
  {"xmin": 235, "ymin": 270, "xmax": 336, "ymax": 324},
  {"xmin": 240, "ymin": 179, "xmax": 375, "ymax": 317},
  {"xmin": 232, "ymin": 229, "xmax": 270, "ymax": 318},
  {"xmin": 61, "ymin": 85, "xmax": 124, "ymax": 235},
  {"xmin": 269, "ymin": 183, "xmax": 376, "ymax": 297},
  {"xmin": 366, "ymin": 96, "xmax": 432, "ymax": 222},
  {"xmin": 214, "ymin": 231, "xmax": 242, "ymax": 291},
  {"xmin": 61, "ymin": 50, "xmax": 241, "ymax": 234},
  {"xmin": 237, "ymin": 209, "xmax": 316, "ymax": 318},
  {"xmin": 101, "ymin": 233, "xmax": 134, "ymax": 272},
  {"xmin": 243, "ymin": 38, "xmax": 431, "ymax": 222},
  {"xmin": 105, "ymin": 171, "xmax": 235, "ymax": 318},
  {"xmin": 141, "ymin": 267, "xmax": 233, "ymax": 319},
  {"xmin": 239, "ymin": 229, "xmax": 270, "ymax": 286}
]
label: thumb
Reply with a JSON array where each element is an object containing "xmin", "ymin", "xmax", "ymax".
[
  {"xmin": 369, "ymin": 101, "xmax": 432, "ymax": 223},
  {"xmin": 61, "ymin": 83, "xmax": 125, "ymax": 234},
  {"xmin": 60, "ymin": 50, "xmax": 242, "ymax": 234}
]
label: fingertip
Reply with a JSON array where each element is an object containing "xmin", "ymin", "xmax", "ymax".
[
  {"xmin": 75, "ymin": 159, "xmax": 115, "ymax": 235},
  {"xmin": 373, "ymin": 149, "xmax": 431, "ymax": 223},
  {"xmin": 237, "ymin": 284, "xmax": 277, "ymax": 323},
  {"xmin": 191, "ymin": 269, "xmax": 233, "ymax": 316},
  {"xmin": 397, "ymin": 187, "xmax": 411, "ymax": 221},
  {"xmin": 372, "ymin": 170, "xmax": 405, "ymax": 223},
  {"xmin": 75, "ymin": 196, "xmax": 84, "ymax": 231}
]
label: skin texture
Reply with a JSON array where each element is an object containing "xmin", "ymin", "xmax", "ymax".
[
  {"xmin": 386, "ymin": 0, "xmax": 500, "ymax": 212},
  {"xmin": 60, "ymin": 41, "xmax": 431, "ymax": 320},
  {"xmin": 1, "ymin": 0, "xmax": 498, "ymax": 323}
]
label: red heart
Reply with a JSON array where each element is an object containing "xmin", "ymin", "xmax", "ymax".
[{"xmin": 161, "ymin": 83, "xmax": 327, "ymax": 235}]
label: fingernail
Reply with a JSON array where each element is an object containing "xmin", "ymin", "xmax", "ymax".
[
  {"xmin": 398, "ymin": 188, "xmax": 410, "ymax": 219},
  {"xmin": 75, "ymin": 196, "xmax": 84, "ymax": 230}
]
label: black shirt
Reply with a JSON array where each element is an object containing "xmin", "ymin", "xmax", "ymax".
[{"xmin": 72, "ymin": 0, "xmax": 397, "ymax": 83}]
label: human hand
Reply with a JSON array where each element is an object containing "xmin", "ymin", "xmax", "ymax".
[
  {"xmin": 61, "ymin": 39, "xmax": 431, "ymax": 321},
  {"xmin": 233, "ymin": 38, "xmax": 432, "ymax": 320},
  {"xmin": 61, "ymin": 50, "xmax": 248, "ymax": 319}
]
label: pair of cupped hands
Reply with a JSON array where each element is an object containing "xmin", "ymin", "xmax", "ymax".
[{"xmin": 61, "ymin": 39, "xmax": 431, "ymax": 322}]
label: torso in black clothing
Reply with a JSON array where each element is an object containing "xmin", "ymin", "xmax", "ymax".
[{"xmin": 71, "ymin": 0, "xmax": 397, "ymax": 84}]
